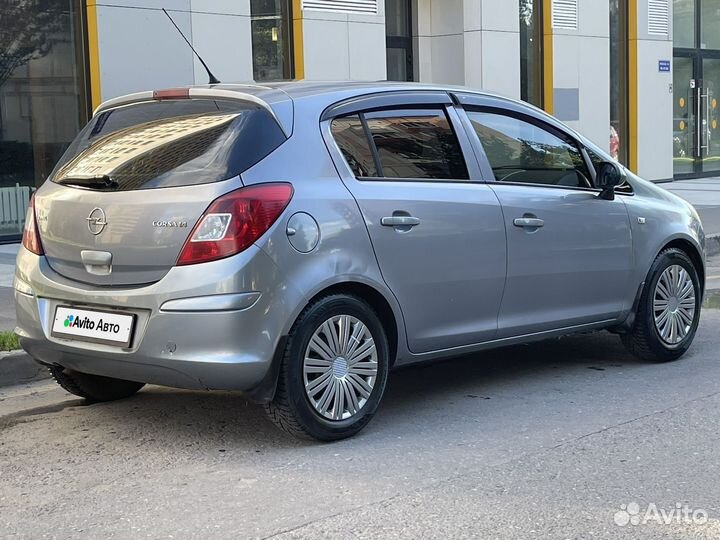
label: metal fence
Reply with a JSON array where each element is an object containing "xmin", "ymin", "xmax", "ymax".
[{"xmin": 0, "ymin": 183, "xmax": 32, "ymax": 238}]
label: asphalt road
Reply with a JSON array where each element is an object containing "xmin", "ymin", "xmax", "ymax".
[{"xmin": 2, "ymin": 260, "xmax": 720, "ymax": 539}]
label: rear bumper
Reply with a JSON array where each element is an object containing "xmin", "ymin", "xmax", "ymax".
[{"xmin": 13, "ymin": 245, "xmax": 306, "ymax": 398}]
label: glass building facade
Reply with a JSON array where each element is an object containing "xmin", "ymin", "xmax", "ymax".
[
  {"xmin": 673, "ymin": 0, "xmax": 720, "ymax": 177},
  {"xmin": 519, "ymin": 0, "xmax": 544, "ymax": 108},
  {"xmin": 250, "ymin": 0, "xmax": 294, "ymax": 81},
  {"xmin": 610, "ymin": 0, "xmax": 628, "ymax": 164},
  {"xmin": 0, "ymin": 0, "xmax": 90, "ymax": 240},
  {"xmin": 385, "ymin": 0, "xmax": 413, "ymax": 81}
]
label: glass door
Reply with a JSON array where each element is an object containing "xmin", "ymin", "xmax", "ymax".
[
  {"xmin": 673, "ymin": 53, "xmax": 720, "ymax": 176},
  {"xmin": 701, "ymin": 57, "xmax": 720, "ymax": 174},
  {"xmin": 673, "ymin": 0, "xmax": 720, "ymax": 177},
  {"xmin": 673, "ymin": 56, "xmax": 696, "ymax": 175}
]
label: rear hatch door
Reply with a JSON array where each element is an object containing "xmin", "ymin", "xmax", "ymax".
[{"xmin": 36, "ymin": 94, "xmax": 287, "ymax": 286}]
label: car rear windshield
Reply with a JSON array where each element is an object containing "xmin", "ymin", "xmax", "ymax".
[{"xmin": 51, "ymin": 99, "xmax": 287, "ymax": 191}]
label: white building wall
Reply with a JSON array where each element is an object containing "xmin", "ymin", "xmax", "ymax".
[
  {"xmin": 463, "ymin": 0, "xmax": 520, "ymax": 98},
  {"xmin": 95, "ymin": 0, "xmax": 253, "ymax": 101},
  {"xmin": 415, "ymin": 0, "xmax": 520, "ymax": 98},
  {"xmin": 552, "ymin": 0, "xmax": 610, "ymax": 152},
  {"xmin": 301, "ymin": 7, "xmax": 387, "ymax": 81},
  {"xmin": 635, "ymin": 0, "xmax": 674, "ymax": 180},
  {"xmin": 415, "ymin": 0, "xmax": 465, "ymax": 84}
]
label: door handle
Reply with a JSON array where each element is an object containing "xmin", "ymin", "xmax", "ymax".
[
  {"xmin": 513, "ymin": 217, "xmax": 544, "ymax": 228},
  {"xmin": 381, "ymin": 216, "xmax": 421, "ymax": 227}
]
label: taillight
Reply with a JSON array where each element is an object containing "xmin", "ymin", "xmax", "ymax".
[
  {"xmin": 22, "ymin": 194, "xmax": 43, "ymax": 255},
  {"xmin": 177, "ymin": 183, "xmax": 294, "ymax": 266},
  {"xmin": 153, "ymin": 88, "xmax": 190, "ymax": 100}
]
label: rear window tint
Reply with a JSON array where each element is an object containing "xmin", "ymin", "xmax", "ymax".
[
  {"xmin": 331, "ymin": 115, "xmax": 378, "ymax": 177},
  {"xmin": 365, "ymin": 109, "xmax": 468, "ymax": 180},
  {"xmin": 51, "ymin": 99, "xmax": 286, "ymax": 191}
]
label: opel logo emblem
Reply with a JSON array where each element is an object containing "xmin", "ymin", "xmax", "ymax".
[{"xmin": 86, "ymin": 207, "xmax": 108, "ymax": 235}]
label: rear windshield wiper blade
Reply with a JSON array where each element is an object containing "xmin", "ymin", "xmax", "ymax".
[{"xmin": 59, "ymin": 175, "xmax": 120, "ymax": 190}]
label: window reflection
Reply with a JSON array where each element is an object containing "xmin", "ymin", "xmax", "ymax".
[
  {"xmin": 331, "ymin": 116, "xmax": 378, "ymax": 177},
  {"xmin": 469, "ymin": 111, "xmax": 591, "ymax": 188},
  {"xmin": 365, "ymin": 110, "xmax": 469, "ymax": 180}
]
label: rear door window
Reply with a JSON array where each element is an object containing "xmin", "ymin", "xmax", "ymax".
[
  {"xmin": 52, "ymin": 99, "xmax": 286, "ymax": 191},
  {"xmin": 331, "ymin": 107, "xmax": 469, "ymax": 181},
  {"xmin": 365, "ymin": 109, "xmax": 468, "ymax": 180},
  {"xmin": 331, "ymin": 115, "xmax": 378, "ymax": 177}
]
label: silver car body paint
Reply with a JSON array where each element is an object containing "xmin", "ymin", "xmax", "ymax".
[{"xmin": 14, "ymin": 82, "xmax": 706, "ymax": 401}]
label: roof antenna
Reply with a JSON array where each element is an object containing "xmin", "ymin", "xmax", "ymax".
[{"xmin": 162, "ymin": 8, "xmax": 220, "ymax": 85}]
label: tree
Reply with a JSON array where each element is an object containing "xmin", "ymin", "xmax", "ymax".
[{"xmin": 0, "ymin": 0, "xmax": 67, "ymax": 86}]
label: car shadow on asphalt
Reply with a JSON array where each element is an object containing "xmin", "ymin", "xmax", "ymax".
[{"xmin": 61, "ymin": 330, "xmax": 656, "ymax": 450}]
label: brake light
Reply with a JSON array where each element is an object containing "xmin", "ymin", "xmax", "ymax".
[
  {"xmin": 177, "ymin": 183, "xmax": 294, "ymax": 266},
  {"xmin": 22, "ymin": 194, "xmax": 43, "ymax": 255},
  {"xmin": 153, "ymin": 88, "xmax": 190, "ymax": 100}
]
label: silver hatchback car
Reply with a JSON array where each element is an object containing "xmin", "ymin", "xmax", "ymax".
[{"xmin": 15, "ymin": 82, "xmax": 705, "ymax": 440}]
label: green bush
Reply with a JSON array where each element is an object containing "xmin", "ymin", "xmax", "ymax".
[{"xmin": 0, "ymin": 331, "xmax": 21, "ymax": 351}]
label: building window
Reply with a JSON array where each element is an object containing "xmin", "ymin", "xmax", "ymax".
[
  {"xmin": 674, "ymin": 0, "xmax": 695, "ymax": 48},
  {"xmin": 0, "ymin": 0, "xmax": 89, "ymax": 240},
  {"xmin": 519, "ymin": 0, "xmax": 543, "ymax": 107},
  {"xmin": 701, "ymin": 0, "xmax": 720, "ymax": 49},
  {"xmin": 610, "ymin": 0, "xmax": 628, "ymax": 164},
  {"xmin": 251, "ymin": 0, "xmax": 294, "ymax": 81},
  {"xmin": 673, "ymin": 0, "xmax": 720, "ymax": 176},
  {"xmin": 386, "ymin": 0, "xmax": 413, "ymax": 81}
]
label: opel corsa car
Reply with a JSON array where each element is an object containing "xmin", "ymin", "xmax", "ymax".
[{"xmin": 14, "ymin": 82, "xmax": 706, "ymax": 440}]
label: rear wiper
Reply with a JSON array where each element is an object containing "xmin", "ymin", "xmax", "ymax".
[{"xmin": 59, "ymin": 175, "xmax": 120, "ymax": 190}]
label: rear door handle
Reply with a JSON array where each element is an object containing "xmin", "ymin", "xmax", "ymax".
[
  {"xmin": 381, "ymin": 216, "xmax": 421, "ymax": 227},
  {"xmin": 513, "ymin": 217, "xmax": 544, "ymax": 228}
]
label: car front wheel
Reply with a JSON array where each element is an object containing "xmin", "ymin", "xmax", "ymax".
[
  {"xmin": 622, "ymin": 248, "xmax": 702, "ymax": 362},
  {"xmin": 265, "ymin": 294, "xmax": 390, "ymax": 441}
]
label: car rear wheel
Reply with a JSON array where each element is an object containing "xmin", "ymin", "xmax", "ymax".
[
  {"xmin": 621, "ymin": 248, "xmax": 702, "ymax": 362},
  {"xmin": 49, "ymin": 366, "xmax": 145, "ymax": 402},
  {"xmin": 265, "ymin": 294, "xmax": 389, "ymax": 441}
]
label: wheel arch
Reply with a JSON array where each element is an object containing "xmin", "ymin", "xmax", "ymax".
[
  {"xmin": 658, "ymin": 236, "xmax": 705, "ymax": 295},
  {"xmin": 247, "ymin": 279, "xmax": 404, "ymax": 405},
  {"xmin": 612, "ymin": 233, "xmax": 705, "ymax": 335},
  {"xmin": 302, "ymin": 281, "xmax": 401, "ymax": 368}
]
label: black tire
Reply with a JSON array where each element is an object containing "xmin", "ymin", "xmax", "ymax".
[
  {"xmin": 49, "ymin": 366, "xmax": 144, "ymax": 402},
  {"xmin": 621, "ymin": 248, "xmax": 702, "ymax": 362},
  {"xmin": 265, "ymin": 294, "xmax": 390, "ymax": 441}
]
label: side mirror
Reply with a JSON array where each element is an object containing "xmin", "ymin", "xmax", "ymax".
[{"xmin": 596, "ymin": 161, "xmax": 624, "ymax": 201}]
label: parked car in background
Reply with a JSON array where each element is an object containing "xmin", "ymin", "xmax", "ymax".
[{"xmin": 14, "ymin": 82, "xmax": 706, "ymax": 440}]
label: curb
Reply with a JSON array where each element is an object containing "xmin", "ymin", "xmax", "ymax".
[
  {"xmin": 707, "ymin": 234, "xmax": 720, "ymax": 258},
  {"xmin": 0, "ymin": 350, "xmax": 50, "ymax": 388}
]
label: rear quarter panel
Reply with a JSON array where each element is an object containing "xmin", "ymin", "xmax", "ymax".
[{"xmin": 239, "ymin": 97, "xmax": 408, "ymax": 357}]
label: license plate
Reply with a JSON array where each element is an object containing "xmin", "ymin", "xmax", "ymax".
[{"xmin": 52, "ymin": 306, "xmax": 135, "ymax": 347}]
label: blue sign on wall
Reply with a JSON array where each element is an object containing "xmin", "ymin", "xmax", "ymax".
[{"xmin": 659, "ymin": 60, "xmax": 671, "ymax": 72}]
